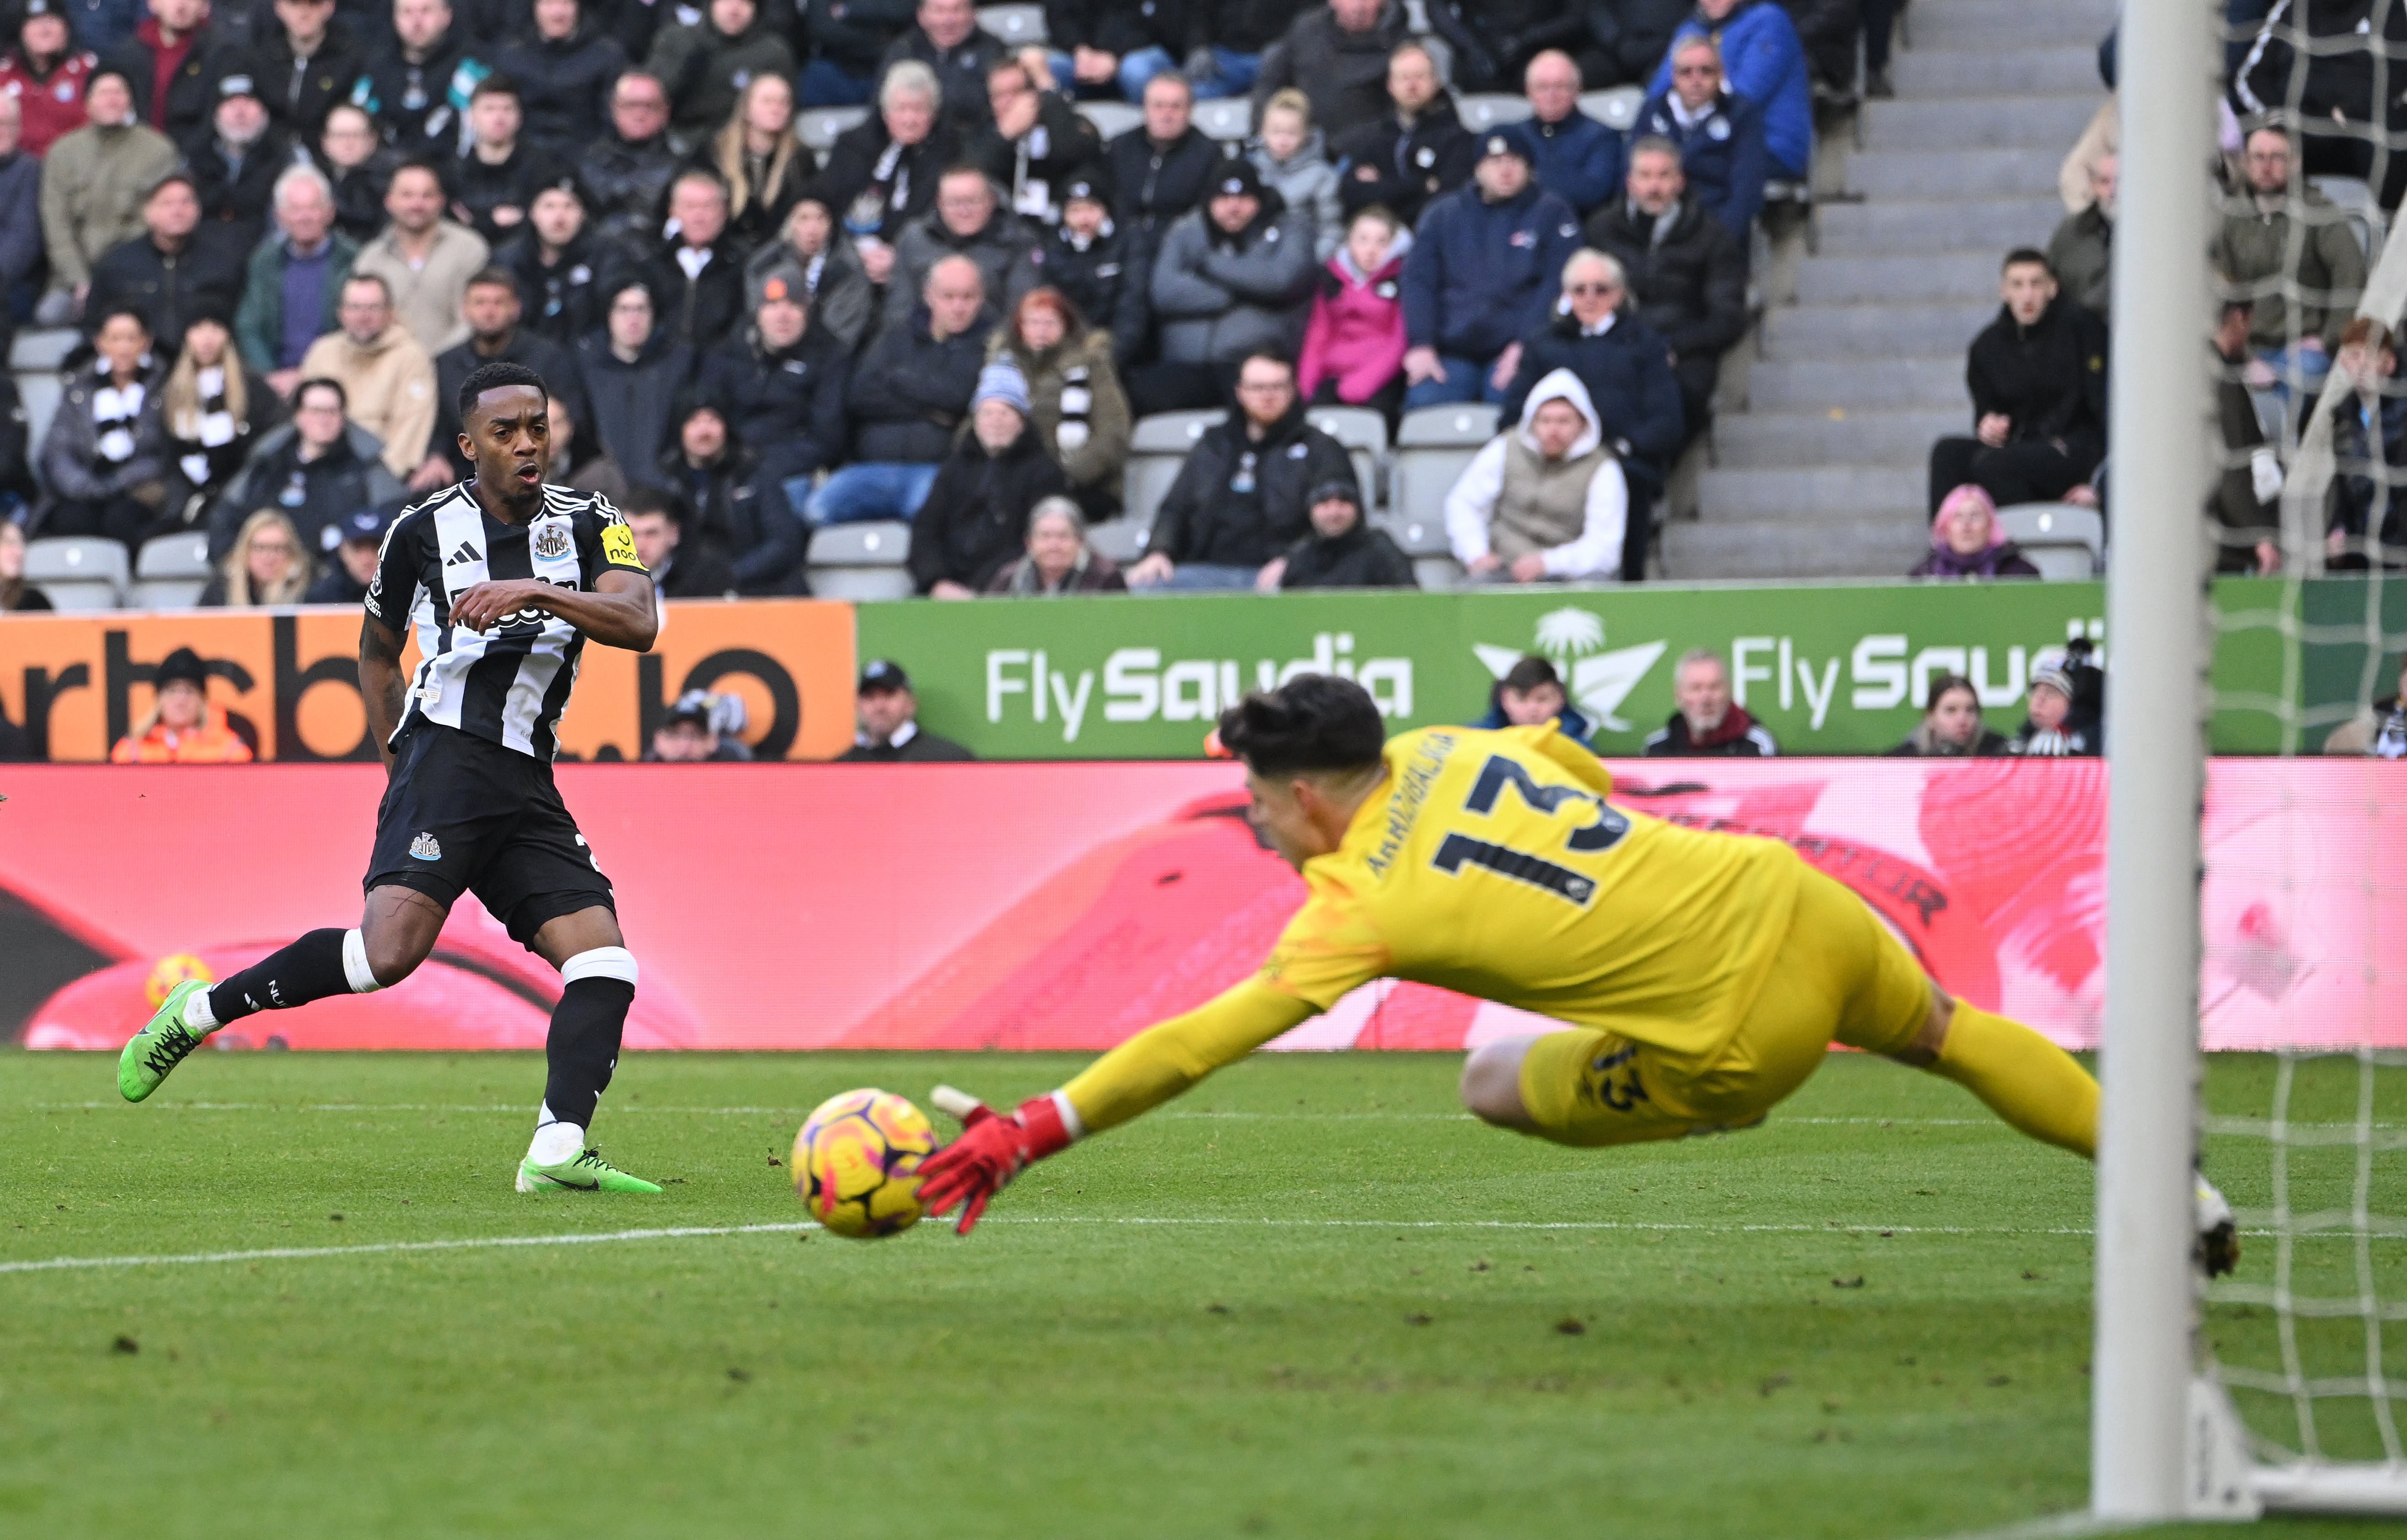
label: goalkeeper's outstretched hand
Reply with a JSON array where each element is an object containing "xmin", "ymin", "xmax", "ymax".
[{"xmin": 917, "ymin": 1087, "xmax": 1075, "ymax": 1235}]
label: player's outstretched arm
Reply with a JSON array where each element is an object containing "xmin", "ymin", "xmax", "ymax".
[
  {"xmin": 916, "ymin": 979, "xmax": 1315, "ymax": 1234},
  {"xmin": 449, "ymin": 569, "xmax": 659, "ymax": 652},
  {"xmin": 358, "ymin": 615, "xmax": 409, "ymax": 769}
]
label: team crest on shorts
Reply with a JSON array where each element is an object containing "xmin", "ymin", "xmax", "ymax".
[
  {"xmin": 532, "ymin": 521, "xmax": 572, "ymax": 561},
  {"xmin": 409, "ymin": 832, "xmax": 442, "ymax": 861}
]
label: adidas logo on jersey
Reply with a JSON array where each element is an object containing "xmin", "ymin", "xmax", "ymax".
[
  {"xmin": 409, "ymin": 832, "xmax": 442, "ymax": 860},
  {"xmin": 444, "ymin": 542, "xmax": 479, "ymax": 567}
]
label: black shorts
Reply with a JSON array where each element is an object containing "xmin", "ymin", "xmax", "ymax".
[{"xmin": 364, "ymin": 722, "xmax": 615, "ymax": 949}]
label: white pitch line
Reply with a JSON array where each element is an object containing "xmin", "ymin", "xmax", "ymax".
[
  {"xmin": 26, "ymin": 1102, "xmax": 2038, "ymax": 1127},
  {"xmin": 1915, "ymin": 1512, "xmax": 2130, "ymax": 1540}
]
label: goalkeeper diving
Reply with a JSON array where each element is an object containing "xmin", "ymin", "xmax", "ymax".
[{"xmin": 916, "ymin": 675, "xmax": 2236, "ymax": 1274}]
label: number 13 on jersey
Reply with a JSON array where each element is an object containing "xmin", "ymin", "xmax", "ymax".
[{"xmin": 1431, "ymin": 754, "xmax": 1630, "ymax": 908}]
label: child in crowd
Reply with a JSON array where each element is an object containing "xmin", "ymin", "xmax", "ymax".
[{"xmin": 1296, "ymin": 205, "xmax": 1410, "ymax": 425}]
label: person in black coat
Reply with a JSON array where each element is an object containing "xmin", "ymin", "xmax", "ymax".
[
  {"xmin": 315, "ymin": 102, "xmax": 398, "ymax": 242},
  {"xmin": 695, "ymin": 276, "xmax": 850, "ymax": 465},
  {"xmin": 494, "ymin": 180, "xmax": 605, "ymax": 345},
  {"xmin": 188, "ymin": 76, "xmax": 298, "ymax": 256},
  {"xmin": 250, "ymin": 0, "xmax": 369, "ymax": 141},
  {"xmin": 1582, "ymin": 135, "xmax": 1748, "ymax": 450},
  {"xmin": 1042, "ymin": 0, "xmax": 1183, "ymax": 99},
  {"xmin": 1926, "ymin": 250, "xmax": 2109, "ymax": 514},
  {"xmin": 877, "ymin": 0, "xmax": 1006, "ymax": 139},
  {"xmin": 1102, "ymin": 76, "xmax": 1222, "ymax": 247},
  {"xmin": 578, "ymin": 68, "xmax": 682, "ymax": 259},
  {"xmin": 622, "ymin": 483, "xmax": 737, "ymax": 599},
  {"xmin": 808, "ymin": 254, "xmax": 994, "ymax": 524},
  {"xmin": 965, "ymin": 57, "xmax": 1106, "ymax": 228},
  {"xmin": 423, "ymin": 268, "xmax": 591, "ymax": 481},
  {"xmin": 86, "ymin": 170, "xmax": 249, "ymax": 350},
  {"xmin": 812, "ymin": 58, "xmax": 962, "ymax": 246},
  {"xmin": 907, "ymin": 359, "xmax": 1069, "ymax": 594},
  {"xmin": 836, "ymin": 659, "xmax": 976, "ymax": 760},
  {"xmin": 1424, "ymin": 0, "xmax": 1587, "ymax": 95},
  {"xmin": 1250, "ymin": 0, "xmax": 1410, "ymax": 146},
  {"xmin": 1333, "ymin": 43, "xmax": 1476, "ymax": 229},
  {"xmin": 799, "ymin": 0, "xmax": 916, "ymax": 108},
  {"xmin": 1031, "ymin": 177, "xmax": 1147, "ymax": 363},
  {"xmin": 492, "ymin": 0, "xmax": 627, "ymax": 157},
  {"xmin": 2324, "ymin": 317, "xmax": 2407, "ymax": 572},
  {"xmin": 1580, "ymin": 0, "xmax": 1691, "ymax": 88},
  {"xmin": 640, "ymin": 169, "xmax": 747, "ymax": 350},
  {"xmin": 655, "ymin": 393, "xmax": 800, "ymax": 591},
  {"xmin": 450, "ymin": 75, "xmax": 569, "ymax": 245},
  {"xmin": 1272, "ymin": 477, "xmax": 1415, "ymax": 589},
  {"xmin": 349, "ymin": 0, "xmax": 482, "ymax": 156},
  {"xmin": 580, "ymin": 278, "xmax": 692, "ymax": 485}
]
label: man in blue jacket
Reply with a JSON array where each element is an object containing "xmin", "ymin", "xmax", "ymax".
[
  {"xmin": 1521, "ymin": 49, "xmax": 1621, "ymax": 215},
  {"xmin": 1646, "ymin": 0, "xmax": 1808, "ymax": 183},
  {"xmin": 1399, "ymin": 126, "xmax": 1581, "ymax": 409},
  {"xmin": 1635, "ymin": 33, "xmax": 1771, "ymax": 242}
]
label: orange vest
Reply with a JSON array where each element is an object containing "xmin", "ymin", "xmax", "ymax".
[{"xmin": 110, "ymin": 705, "xmax": 255, "ymax": 764}]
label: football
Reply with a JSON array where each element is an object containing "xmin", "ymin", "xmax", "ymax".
[{"xmin": 793, "ymin": 1088, "xmax": 938, "ymax": 1238}]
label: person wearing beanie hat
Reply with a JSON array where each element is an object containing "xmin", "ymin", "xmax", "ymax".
[
  {"xmin": 0, "ymin": 0, "xmax": 98, "ymax": 157},
  {"xmin": 1029, "ymin": 178, "xmax": 1145, "ymax": 362},
  {"xmin": 1133, "ymin": 147, "xmax": 1316, "ymax": 416},
  {"xmin": 1332, "ymin": 39, "xmax": 1473, "ymax": 230},
  {"xmin": 37, "ymin": 64, "xmax": 177, "ymax": 318},
  {"xmin": 2010, "ymin": 662, "xmax": 2097, "ymax": 757},
  {"xmin": 907, "ymin": 350, "xmax": 1067, "ymax": 596},
  {"xmin": 108, "ymin": 645, "xmax": 255, "ymax": 763},
  {"xmin": 1264, "ymin": 475, "xmax": 1415, "ymax": 590}
]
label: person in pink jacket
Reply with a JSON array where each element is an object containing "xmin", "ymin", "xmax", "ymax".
[{"xmin": 1296, "ymin": 205, "xmax": 1410, "ymax": 425}]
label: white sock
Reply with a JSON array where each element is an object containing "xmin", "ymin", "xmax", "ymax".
[
  {"xmin": 528, "ymin": 1119, "xmax": 585, "ymax": 1166},
  {"xmin": 182, "ymin": 987, "xmax": 218, "ymax": 1033}
]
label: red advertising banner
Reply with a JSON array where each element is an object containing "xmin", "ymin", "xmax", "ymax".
[{"xmin": 5, "ymin": 759, "xmax": 2400, "ymax": 1055}]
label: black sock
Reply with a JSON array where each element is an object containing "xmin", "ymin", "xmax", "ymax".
[
  {"xmin": 541, "ymin": 978, "xmax": 633, "ymax": 1130},
  {"xmin": 206, "ymin": 929, "xmax": 352, "ymax": 1027}
]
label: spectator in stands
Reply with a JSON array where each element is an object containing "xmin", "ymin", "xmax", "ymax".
[
  {"xmin": 746, "ymin": 195, "xmax": 875, "ymax": 355},
  {"xmin": 109, "ymin": 645, "xmax": 254, "ymax": 760},
  {"xmin": 39, "ymin": 67, "xmax": 177, "ymax": 324},
  {"xmin": 1263, "ymin": 477, "xmax": 1412, "ymax": 589},
  {"xmin": 1643, "ymin": 648, "xmax": 1777, "ymax": 756},
  {"xmin": 1401, "ymin": 128, "xmax": 1578, "ymax": 411},
  {"xmin": 353, "ymin": 158, "xmax": 491, "ymax": 353},
  {"xmin": 1926, "ymin": 249, "xmax": 2109, "ymax": 516},
  {"xmin": 1335, "ymin": 40, "xmax": 1473, "ymax": 230},
  {"xmin": 1035, "ymin": 176, "xmax": 1144, "ymax": 363},
  {"xmin": 316, "ymin": 103, "xmax": 394, "ymax": 242},
  {"xmin": 817, "ymin": 59, "xmax": 958, "ymax": 254},
  {"xmin": 883, "ymin": 164, "xmax": 1039, "ymax": 331},
  {"xmin": 1177, "ymin": 0, "xmax": 1284, "ymax": 101},
  {"xmin": 495, "ymin": 180, "xmax": 601, "ymax": 345},
  {"xmin": 643, "ymin": 0, "xmax": 793, "ymax": 148},
  {"xmin": 988, "ymin": 284, "xmax": 1130, "ymax": 519},
  {"xmin": 879, "ymin": 0, "xmax": 1003, "ymax": 140},
  {"xmin": 493, "ymin": 0, "xmax": 625, "ymax": 157},
  {"xmin": 1888, "ymin": 674, "xmax": 2010, "ymax": 757},
  {"xmin": 0, "ymin": 372, "xmax": 32, "ymax": 519},
  {"xmin": 2046, "ymin": 154, "xmax": 2113, "ymax": 322},
  {"xmin": 1426, "ymin": 0, "xmax": 1592, "ymax": 97},
  {"xmin": 87, "ymin": 169, "xmax": 246, "ymax": 347},
  {"xmin": 103, "ymin": 0, "xmax": 210, "ymax": 147},
  {"xmin": 2213, "ymin": 294, "xmax": 2281, "ymax": 576},
  {"xmin": 201, "ymin": 506, "xmax": 312, "ymax": 607},
  {"xmin": 1519, "ymin": 49, "xmax": 1619, "ymax": 216},
  {"xmin": 253, "ymin": 0, "xmax": 362, "ymax": 141},
  {"xmin": 623, "ymin": 483, "xmax": 734, "ymax": 597},
  {"xmin": 449, "ymin": 76, "xmax": 564, "ymax": 244},
  {"xmin": 2319, "ymin": 654, "xmax": 2407, "ymax": 758},
  {"xmin": 234, "ymin": 165, "xmax": 357, "ymax": 394},
  {"xmin": 580, "ymin": 279, "xmax": 687, "ymax": 486},
  {"xmin": 1103, "ymin": 69, "xmax": 1219, "ymax": 248},
  {"xmin": 1909, "ymin": 483, "xmax": 2039, "ymax": 580},
  {"xmin": 698, "ymin": 78, "xmax": 802, "ymax": 259},
  {"xmin": 983, "ymin": 493, "xmax": 1126, "ymax": 592},
  {"xmin": 641, "ymin": 168, "xmax": 744, "ymax": 348},
  {"xmin": 2325, "ymin": 316, "xmax": 2407, "ymax": 573},
  {"xmin": 1444, "ymin": 367, "xmax": 1626, "ymax": 583},
  {"xmin": 1248, "ymin": 88, "xmax": 1341, "ymax": 260},
  {"xmin": 1634, "ymin": 34, "xmax": 1768, "ymax": 242},
  {"xmin": 1647, "ymin": 0, "xmax": 1809, "ymax": 183},
  {"xmin": 799, "ymin": 0, "xmax": 912, "ymax": 106},
  {"xmin": 970, "ymin": 54, "xmax": 1103, "ymax": 227},
  {"xmin": 189, "ymin": 73, "xmax": 297, "ymax": 255},
  {"xmin": 210, "ymin": 375, "xmax": 406, "ymax": 556},
  {"xmin": 1253, "ymin": 0, "xmax": 1407, "ymax": 149},
  {"xmin": 1499, "ymin": 248, "xmax": 1682, "ymax": 576},
  {"xmin": 1130, "ymin": 349, "xmax": 1354, "ymax": 589},
  {"xmin": 646, "ymin": 689, "xmax": 752, "ymax": 760},
  {"xmin": 579, "ymin": 69, "xmax": 680, "ymax": 255},
  {"xmin": 295, "ymin": 272, "xmax": 434, "ymax": 477},
  {"xmin": 420, "ymin": 266, "xmax": 587, "ymax": 484},
  {"xmin": 2216, "ymin": 125, "xmax": 2364, "ymax": 397},
  {"xmin": 1298, "ymin": 204, "xmax": 1406, "ymax": 419},
  {"xmin": 813, "ymin": 252, "xmax": 991, "ymax": 524},
  {"xmin": 1, "ymin": 0, "xmax": 99, "ymax": 158},
  {"xmin": 1137, "ymin": 157, "xmax": 1314, "ymax": 415},
  {"xmin": 162, "ymin": 310, "xmax": 281, "ymax": 519},
  {"xmin": 1472, "ymin": 654, "xmax": 1594, "ymax": 743},
  {"xmin": 1583, "ymin": 134, "xmax": 1747, "ymax": 449},
  {"xmin": 1045, "ymin": 0, "xmax": 1182, "ymax": 101},
  {"xmin": 0, "ymin": 96, "xmax": 40, "ymax": 324},
  {"xmin": 693, "ymin": 273, "xmax": 842, "ymax": 588},
  {"xmin": 908, "ymin": 358, "xmax": 1068, "ymax": 595},
  {"xmin": 35, "ymin": 306, "xmax": 169, "ymax": 545},
  {"xmin": 303, "ymin": 503, "xmax": 391, "ymax": 603},
  {"xmin": 0, "ymin": 519, "xmax": 55, "ymax": 611},
  {"xmin": 545, "ymin": 394, "xmax": 627, "ymax": 502},
  {"xmin": 656, "ymin": 394, "xmax": 771, "ymax": 575},
  {"xmin": 351, "ymin": 0, "xmax": 481, "ymax": 158},
  {"xmin": 2009, "ymin": 663, "xmax": 2092, "ymax": 756},
  {"xmin": 839, "ymin": 658, "xmax": 975, "ymax": 760}
]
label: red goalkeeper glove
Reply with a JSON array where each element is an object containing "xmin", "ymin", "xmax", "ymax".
[{"xmin": 916, "ymin": 1087, "xmax": 1079, "ymax": 1235}]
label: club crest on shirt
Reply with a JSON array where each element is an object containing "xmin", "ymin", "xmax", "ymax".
[
  {"xmin": 409, "ymin": 832, "xmax": 442, "ymax": 860},
  {"xmin": 533, "ymin": 520, "xmax": 573, "ymax": 561}
]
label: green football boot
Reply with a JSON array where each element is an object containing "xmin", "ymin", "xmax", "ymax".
[
  {"xmin": 516, "ymin": 1147, "xmax": 663, "ymax": 1194},
  {"xmin": 118, "ymin": 979, "xmax": 215, "ymax": 1102}
]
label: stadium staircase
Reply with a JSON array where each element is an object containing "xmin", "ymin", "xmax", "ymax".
[{"xmin": 1669, "ymin": 0, "xmax": 2116, "ymax": 579}]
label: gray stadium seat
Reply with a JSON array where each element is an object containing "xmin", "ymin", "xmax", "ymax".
[
  {"xmin": 1376, "ymin": 513, "xmax": 1453, "ymax": 556},
  {"xmin": 128, "ymin": 530, "xmax": 215, "ymax": 611},
  {"xmin": 796, "ymin": 106, "xmax": 868, "ymax": 154},
  {"xmin": 808, "ymin": 521, "xmax": 912, "ymax": 566},
  {"xmin": 1085, "ymin": 518, "xmax": 1150, "ymax": 563},
  {"xmin": 809, "ymin": 567, "xmax": 917, "ymax": 600},
  {"xmin": 1075, "ymin": 100, "xmax": 1143, "ymax": 141},
  {"xmin": 1121, "ymin": 454, "xmax": 1185, "ymax": 526},
  {"xmin": 1305, "ymin": 405, "xmax": 1387, "ymax": 452},
  {"xmin": 1993, "ymin": 503, "xmax": 2104, "ymax": 578},
  {"xmin": 1392, "ymin": 404, "xmax": 1498, "ymax": 526},
  {"xmin": 1130, "ymin": 409, "xmax": 1225, "ymax": 453},
  {"xmin": 1192, "ymin": 97, "xmax": 1252, "ymax": 142},
  {"xmin": 1456, "ymin": 94, "xmax": 1534, "ymax": 133},
  {"xmin": 9, "ymin": 327, "xmax": 77, "ymax": 371},
  {"xmin": 2310, "ymin": 175, "xmax": 2384, "ymax": 258},
  {"xmin": 1398, "ymin": 403, "xmax": 1501, "ymax": 447},
  {"xmin": 1581, "ymin": 86, "xmax": 1645, "ymax": 132},
  {"xmin": 25, "ymin": 535, "xmax": 129, "ymax": 610},
  {"xmin": 976, "ymin": 3, "xmax": 1046, "ymax": 44},
  {"xmin": 20, "ymin": 371, "xmax": 61, "ymax": 458},
  {"xmin": 1412, "ymin": 555, "xmax": 1465, "ymax": 590}
]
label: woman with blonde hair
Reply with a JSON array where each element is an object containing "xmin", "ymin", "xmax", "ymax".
[
  {"xmin": 162, "ymin": 313, "xmax": 282, "ymax": 527},
  {"xmin": 706, "ymin": 72, "xmax": 808, "ymax": 254},
  {"xmin": 201, "ymin": 509, "xmax": 314, "ymax": 607}
]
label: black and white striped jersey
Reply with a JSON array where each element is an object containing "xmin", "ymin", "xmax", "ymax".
[{"xmin": 364, "ymin": 481, "xmax": 647, "ymax": 761}]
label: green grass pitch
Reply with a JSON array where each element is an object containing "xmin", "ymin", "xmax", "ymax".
[{"xmin": 0, "ymin": 1048, "xmax": 2393, "ymax": 1539}]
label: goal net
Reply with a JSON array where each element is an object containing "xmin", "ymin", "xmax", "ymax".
[{"xmin": 2102, "ymin": 0, "xmax": 2407, "ymax": 1518}]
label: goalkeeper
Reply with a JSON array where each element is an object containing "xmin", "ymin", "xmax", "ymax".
[{"xmin": 919, "ymin": 675, "xmax": 2233, "ymax": 1270}]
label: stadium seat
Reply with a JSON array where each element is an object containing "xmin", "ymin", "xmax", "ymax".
[
  {"xmin": 1075, "ymin": 100, "xmax": 1143, "ymax": 140},
  {"xmin": 1085, "ymin": 518, "xmax": 1150, "ymax": 563},
  {"xmin": 806, "ymin": 521, "xmax": 916, "ymax": 599},
  {"xmin": 1411, "ymin": 555, "xmax": 1465, "ymax": 590},
  {"xmin": 20, "ymin": 370, "xmax": 61, "ymax": 457},
  {"xmin": 25, "ymin": 535, "xmax": 129, "ymax": 610},
  {"xmin": 1392, "ymin": 403, "xmax": 1498, "ymax": 525},
  {"xmin": 1580, "ymin": 86, "xmax": 1645, "ymax": 132},
  {"xmin": 976, "ymin": 3, "xmax": 1046, "ymax": 44},
  {"xmin": 1456, "ymin": 94, "xmax": 1534, "ymax": 133},
  {"xmin": 1993, "ymin": 503, "xmax": 2103, "ymax": 578},
  {"xmin": 1130, "ymin": 409, "xmax": 1225, "ymax": 453},
  {"xmin": 9, "ymin": 327, "xmax": 77, "ymax": 372},
  {"xmin": 1191, "ymin": 97, "xmax": 1252, "ymax": 142},
  {"xmin": 2310, "ymin": 175, "xmax": 2384, "ymax": 259},
  {"xmin": 1376, "ymin": 513, "xmax": 1453, "ymax": 556},
  {"xmin": 128, "ymin": 531, "xmax": 214, "ymax": 611},
  {"xmin": 1304, "ymin": 405, "xmax": 1387, "ymax": 509},
  {"xmin": 1403, "ymin": 0, "xmax": 1429, "ymax": 31},
  {"xmin": 796, "ymin": 106, "xmax": 868, "ymax": 155},
  {"xmin": 1121, "ymin": 454, "xmax": 1185, "ymax": 526}
]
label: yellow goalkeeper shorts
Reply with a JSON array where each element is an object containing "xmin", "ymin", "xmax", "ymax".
[{"xmin": 1515, "ymin": 865, "xmax": 1936, "ymax": 1148}]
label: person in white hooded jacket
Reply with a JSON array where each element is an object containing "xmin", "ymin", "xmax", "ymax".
[{"xmin": 1442, "ymin": 366, "xmax": 1627, "ymax": 582}]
